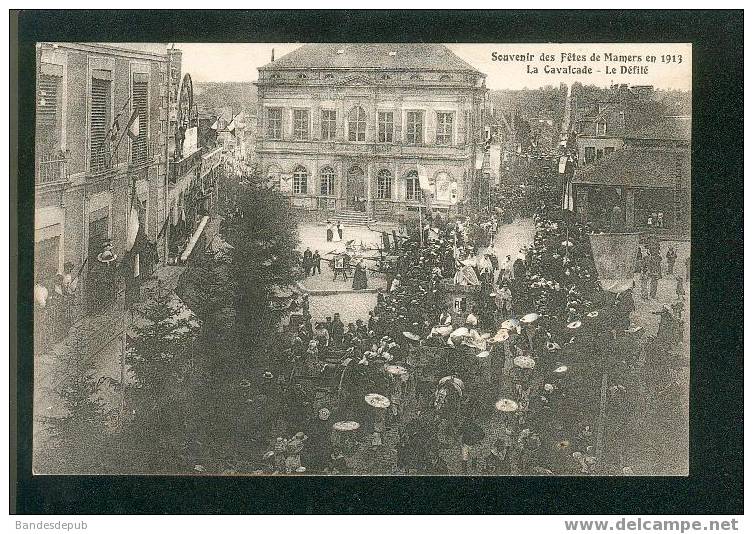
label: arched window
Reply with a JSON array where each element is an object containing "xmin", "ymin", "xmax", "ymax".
[
  {"xmin": 293, "ymin": 166, "xmax": 308, "ymax": 195},
  {"xmin": 348, "ymin": 106, "xmax": 367, "ymax": 142},
  {"xmin": 410, "ymin": 74, "xmax": 422, "ymax": 81},
  {"xmin": 377, "ymin": 169, "xmax": 392, "ymax": 199},
  {"xmin": 297, "ymin": 72, "xmax": 308, "ymax": 80},
  {"xmin": 405, "ymin": 170, "xmax": 421, "ymax": 201},
  {"xmin": 439, "ymin": 74, "xmax": 452, "ymax": 81},
  {"xmin": 320, "ymin": 167, "xmax": 335, "ymax": 196}
]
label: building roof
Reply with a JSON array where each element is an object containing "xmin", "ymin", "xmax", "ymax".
[
  {"xmin": 259, "ymin": 43, "xmax": 481, "ymax": 73},
  {"xmin": 625, "ymin": 116, "xmax": 691, "ymax": 141},
  {"xmin": 573, "ymin": 147, "xmax": 690, "ymax": 189}
]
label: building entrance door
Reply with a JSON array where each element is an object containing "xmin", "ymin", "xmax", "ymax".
[{"xmin": 347, "ymin": 165, "xmax": 366, "ymax": 211}]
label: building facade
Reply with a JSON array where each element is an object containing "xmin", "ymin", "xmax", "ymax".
[
  {"xmin": 253, "ymin": 44, "xmax": 488, "ymax": 221},
  {"xmin": 35, "ymin": 42, "xmax": 169, "ymax": 294},
  {"xmin": 34, "ymin": 42, "xmax": 223, "ymax": 317}
]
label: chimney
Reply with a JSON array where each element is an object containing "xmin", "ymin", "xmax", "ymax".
[{"xmin": 271, "ymin": 48, "xmax": 275, "ymax": 62}]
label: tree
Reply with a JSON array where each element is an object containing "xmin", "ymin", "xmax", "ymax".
[
  {"xmin": 123, "ymin": 294, "xmax": 201, "ymax": 473},
  {"xmin": 35, "ymin": 336, "xmax": 118, "ymax": 474},
  {"xmin": 226, "ymin": 184, "xmax": 302, "ymax": 345}
]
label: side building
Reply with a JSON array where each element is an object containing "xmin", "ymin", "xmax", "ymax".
[{"xmin": 253, "ymin": 43, "xmax": 488, "ymax": 223}]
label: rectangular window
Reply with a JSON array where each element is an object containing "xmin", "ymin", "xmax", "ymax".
[
  {"xmin": 436, "ymin": 112, "xmax": 454, "ymax": 145},
  {"xmin": 90, "ymin": 77, "xmax": 112, "ymax": 172},
  {"xmin": 406, "ymin": 111, "xmax": 423, "ymax": 144},
  {"xmin": 36, "ymin": 73, "xmax": 64, "ymax": 183},
  {"xmin": 321, "ymin": 110, "xmax": 336, "ymax": 141},
  {"xmin": 293, "ymin": 109, "xmax": 310, "ymax": 140},
  {"xmin": 378, "ymin": 111, "xmax": 394, "ymax": 143},
  {"xmin": 596, "ymin": 148, "xmax": 604, "ymax": 160},
  {"xmin": 604, "ymin": 146, "xmax": 615, "ymax": 156},
  {"xmin": 267, "ymin": 108, "xmax": 282, "ymax": 140},
  {"xmin": 597, "ymin": 122, "xmax": 607, "ymax": 136},
  {"xmin": 584, "ymin": 146, "xmax": 596, "ymax": 165},
  {"xmin": 406, "ymin": 176, "xmax": 421, "ymax": 201},
  {"xmin": 131, "ymin": 80, "xmax": 149, "ymax": 165}
]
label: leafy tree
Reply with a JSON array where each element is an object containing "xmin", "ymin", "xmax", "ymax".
[{"xmin": 35, "ymin": 336, "xmax": 117, "ymax": 474}]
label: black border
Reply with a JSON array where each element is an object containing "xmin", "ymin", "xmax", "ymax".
[{"xmin": 12, "ymin": 10, "xmax": 744, "ymax": 515}]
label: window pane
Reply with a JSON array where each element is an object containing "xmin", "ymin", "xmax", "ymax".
[
  {"xmin": 320, "ymin": 168, "xmax": 335, "ymax": 195},
  {"xmin": 293, "ymin": 167, "xmax": 308, "ymax": 194},
  {"xmin": 131, "ymin": 80, "xmax": 148, "ymax": 164},
  {"xmin": 321, "ymin": 110, "xmax": 336, "ymax": 141},
  {"xmin": 294, "ymin": 109, "xmax": 309, "ymax": 140},
  {"xmin": 378, "ymin": 112, "xmax": 393, "ymax": 143},
  {"xmin": 407, "ymin": 111, "xmax": 423, "ymax": 144},
  {"xmin": 377, "ymin": 171, "xmax": 392, "ymax": 199},
  {"xmin": 90, "ymin": 78, "xmax": 111, "ymax": 171},
  {"xmin": 436, "ymin": 112, "xmax": 453, "ymax": 145},
  {"xmin": 348, "ymin": 107, "xmax": 366, "ymax": 142},
  {"xmin": 267, "ymin": 108, "xmax": 282, "ymax": 140}
]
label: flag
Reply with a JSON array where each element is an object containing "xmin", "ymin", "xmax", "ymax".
[
  {"xmin": 210, "ymin": 119, "xmax": 219, "ymax": 130},
  {"xmin": 126, "ymin": 109, "xmax": 140, "ymax": 140},
  {"xmin": 416, "ymin": 164, "xmax": 430, "ymax": 191},
  {"xmin": 475, "ymin": 148, "xmax": 484, "ymax": 170},
  {"xmin": 561, "ymin": 173, "xmax": 574, "ymax": 212},
  {"xmin": 558, "ymin": 155, "xmax": 568, "ymax": 174},
  {"xmin": 227, "ymin": 119, "xmax": 236, "ymax": 135},
  {"xmin": 125, "ymin": 179, "xmax": 140, "ymax": 252}
]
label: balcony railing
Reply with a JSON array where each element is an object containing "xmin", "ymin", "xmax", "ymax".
[
  {"xmin": 90, "ymin": 143, "xmax": 118, "ymax": 175},
  {"xmin": 36, "ymin": 151, "xmax": 69, "ymax": 185},
  {"xmin": 130, "ymin": 140, "xmax": 158, "ymax": 169}
]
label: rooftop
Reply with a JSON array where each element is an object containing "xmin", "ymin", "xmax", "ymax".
[
  {"xmin": 574, "ymin": 147, "xmax": 690, "ymax": 189},
  {"xmin": 259, "ymin": 43, "xmax": 482, "ymax": 74},
  {"xmin": 625, "ymin": 116, "xmax": 691, "ymax": 142}
]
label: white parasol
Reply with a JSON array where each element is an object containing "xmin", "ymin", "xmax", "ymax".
[
  {"xmin": 364, "ymin": 393, "xmax": 391, "ymax": 409},
  {"xmin": 332, "ymin": 421, "xmax": 360, "ymax": 432},
  {"xmin": 495, "ymin": 398, "xmax": 519, "ymax": 412},
  {"xmin": 513, "ymin": 355, "xmax": 536, "ymax": 369}
]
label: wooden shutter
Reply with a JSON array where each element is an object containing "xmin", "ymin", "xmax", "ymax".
[
  {"xmin": 132, "ymin": 80, "xmax": 148, "ymax": 164},
  {"xmin": 37, "ymin": 75, "xmax": 59, "ymax": 126},
  {"xmin": 90, "ymin": 78, "xmax": 111, "ymax": 170}
]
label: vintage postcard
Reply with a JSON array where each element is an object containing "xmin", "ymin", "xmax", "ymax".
[{"xmin": 32, "ymin": 41, "xmax": 691, "ymax": 476}]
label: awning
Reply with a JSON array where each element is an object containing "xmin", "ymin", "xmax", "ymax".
[{"xmin": 180, "ymin": 215, "xmax": 210, "ymax": 263}]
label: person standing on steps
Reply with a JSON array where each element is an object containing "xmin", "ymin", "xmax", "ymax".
[
  {"xmin": 312, "ymin": 250, "xmax": 322, "ymax": 275},
  {"xmin": 337, "ymin": 221, "xmax": 344, "ymax": 241},
  {"xmin": 326, "ymin": 221, "xmax": 333, "ymax": 242}
]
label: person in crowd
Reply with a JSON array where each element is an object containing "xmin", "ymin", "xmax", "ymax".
[
  {"xmin": 635, "ymin": 246, "xmax": 644, "ymax": 274},
  {"xmin": 639, "ymin": 254, "xmax": 650, "ymax": 300},
  {"xmin": 326, "ymin": 221, "xmax": 334, "ymax": 242},
  {"xmin": 303, "ymin": 247, "xmax": 313, "ymax": 277},
  {"xmin": 352, "ymin": 258, "xmax": 368, "ymax": 290},
  {"xmin": 337, "ymin": 221, "xmax": 344, "ymax": 241},
  {"xmin": 311, "ymin": 250, "xmax": 322, "ymax": 275},
  {"xmin": 647, "ymin": 251, "xmax": 662, "ymax": 299},
  {"xmin": 675, "ymin": 275, "xmax": 686, "ymax": 301},
  {"xmin": 331, "ymin": 313, "xmax": 345, "ymax": 346},
  {"xmin": 666, "ymin": 246, "xmax": 677, "ymax": 276}
]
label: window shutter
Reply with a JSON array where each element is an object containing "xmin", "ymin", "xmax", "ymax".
[
  {"xmin": 132, "ymin": 80, "xmax": 148, "ymax": 163},
  {"xmin": 37, "ymin": 75, "xmax": 59, "ymax": 126},
  {"xmin": 90, "ymin": 78, "xmax": 111, "ymax": 170}
]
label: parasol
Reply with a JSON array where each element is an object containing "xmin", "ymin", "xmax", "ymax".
[
  {"xmin": 332, "ymin": 421, "xmax": 360, "ymax": 432},
  {"xmin": 566, "ymin": 320, "xmax": 582, "ymax": 330},
  {"xmin": 490, "ymin": 328, "xmax": 510, "ymax": 343},
  {"xmin": 495, "ymin": 398, "xmax": 519, "ymax": 412},
  {"xmin": 553, "ymin": 365, "xmax": 568, "ymax": 374},
  {"xmin": 402, "ymin": 331, "xmax": 421, "ymax": 341},
  {"xmin": 476, "ymin": 350, "xmax": 490, "ymax": 359},
  {"xmin": 385, "ymin": 364, "xmax": 408, "ymax": 376},
  {"xmin": 586, "ymin": 311, "xmax": 599, "ymax": 318},
  {"xmin": 439, "ymin": 376, "xmax": 464, "ymax": 395},
  {"xmin": 514, "ymin": 355, "xmax": 536, "ymax": 369},
  {"xmin": 364, "ymin": 393, "xmax": 391, "ymax": 409},
  {"xmin": 500, "ymin": 318, "xmax": 520, "ymax": 331},
  {"xmin": 520, "ymin": 312, "xmax": 540, "ymax": 324}
]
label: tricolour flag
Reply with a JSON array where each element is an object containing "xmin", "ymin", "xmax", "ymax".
[
  {"xmin": 416, "ymin": 164, "xmax": 431, "ymax": 191},
  {"xmin": 126, "ymin": 109, "xmax": 140, "ymax": 140}
]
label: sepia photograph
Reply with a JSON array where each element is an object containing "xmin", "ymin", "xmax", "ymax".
[{"xmin": 28, "ymin": 39, "xmax": 696, "ymax": 478}]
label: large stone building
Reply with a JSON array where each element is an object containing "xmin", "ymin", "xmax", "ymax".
[{"xmin": 253, "ymin": 43, "xmax": 488, "ymax": 222}]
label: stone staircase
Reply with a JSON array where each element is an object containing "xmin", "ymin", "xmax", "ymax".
[{"xmin": 333, "ymin": 209, "xmax": 376, "ymax": 227}]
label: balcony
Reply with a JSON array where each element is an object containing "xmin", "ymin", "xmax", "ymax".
[
  {"xmin": 89, "ymin": 143, "xmax": 118, "ymax": 177},
  {"xmin": 36, "ymin": 151, "xmax": 69, "ymax": 186},
  {"xmin": 170, "ymin": 147, "xmax": 204, "ymax": 185}
]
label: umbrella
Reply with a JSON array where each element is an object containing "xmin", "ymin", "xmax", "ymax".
[
  {"xmin": 500, "ymin": 318, "xmax": 520, "ymax": 331},
  {"xmin": 553, "ymin": 365, "xmax": 568, "ymax": 374},
  {"xmin": 333, "ymin": 421, "xmax": 360, "ymax": 432},
  {"xmin": 514, "ymin": 355, "xmax": 536, "ymax": 369},
  {"xmin": 385, "ymin": 365, "xmax": 408, "ymax": 376},
  {"xmin": 567, "ymin": 320, "xmax": 582, "ymax": 330},
  {"xmin": 439, "ymin": 376, "xmax": 464, "ymax": 395},
  {"xmin": 430, "ymin": 324, "xmax": 453, "ymax": 337},
  {"xmin": 520, "ymin": 312, "xmax": 540, "ymax": 324},
  {"xmin": 403, "ymin": 331, "xmax": 420, "ymax": 341},
  {"xmin": 364, "ymin": 393, "xmax": 391, "ymax": 409},
  {"xmin": 490, "ymin": 329, "xmax": 510, "ymax": 343},
  {"xmin": 476, "ymin": 350, "xmax": 490, "ymax": 359},
  {"xmin": 586, "ymin": 311, "xmax": 599, "ymax": 318},
  {"xmin": 495, "ymin": 398, "xmax": 519, "ymax": 412}
]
